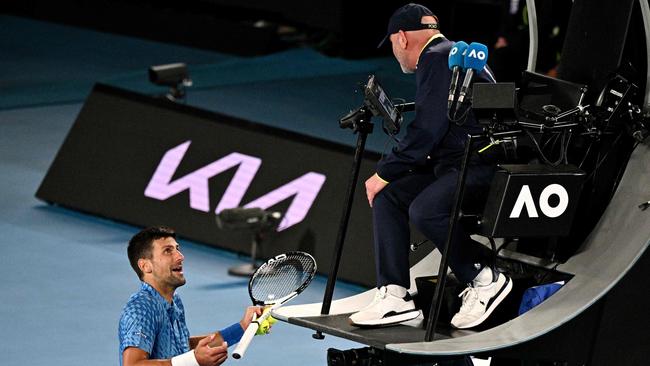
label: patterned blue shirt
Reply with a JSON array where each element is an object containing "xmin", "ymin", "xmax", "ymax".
[{"xmin": 118, "ymin": 282, "xmax": 244, "ymax": 365}]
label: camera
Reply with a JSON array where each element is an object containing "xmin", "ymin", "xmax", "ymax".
[
  {"xmin": 327, "ymin": 347, "xmax": 381, "ymax": 366},
  {"xmin": 148, "ymin": 63, "xmax": 193, "ymax": 101}
]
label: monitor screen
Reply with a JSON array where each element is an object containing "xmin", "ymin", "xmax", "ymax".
[{"xmin": 364, "ymin": 75, "xmax": 402, "ymax": 134}]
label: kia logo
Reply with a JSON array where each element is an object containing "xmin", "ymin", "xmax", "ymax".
[{"xmin": 144, "ymin": 141, "xmax": 326, "ymax": 231}]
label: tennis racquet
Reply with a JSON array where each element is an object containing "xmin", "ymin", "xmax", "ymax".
[{"xmin": 232, "ymin": 251, "xmax": 317, "ymax": 359}]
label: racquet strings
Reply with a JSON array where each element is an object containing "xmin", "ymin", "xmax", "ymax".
[{"xmin": 250, "ymin": 253, "xmax": 315, "ymax": 304}]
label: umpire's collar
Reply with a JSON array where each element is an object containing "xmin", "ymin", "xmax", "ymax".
[
  {"xmin": 420, "ymin": 33, "xmax": 445, "ymax": 55},
  {"xmin": 417, "ymin": 33, "xmax": 446, "ymax": 69}
]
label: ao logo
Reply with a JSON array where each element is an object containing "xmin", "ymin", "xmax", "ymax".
[
  {"xmin": 467, "ymin": 49, "xmax": 487, "ymax": 60},
  {"xmin": 509, "ymin": 184, "xmax": 569, "ymax": 219},
  {"xmin": 450, "ymin": 47, "xmax": 459, "ymax": 56}
]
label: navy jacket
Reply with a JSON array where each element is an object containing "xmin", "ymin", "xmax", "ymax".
[{"xmin": 377, "ymin": 36, "xmax": 494, "ymax": 182}]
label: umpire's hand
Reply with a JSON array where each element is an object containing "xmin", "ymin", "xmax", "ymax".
[{"xmin": 365, "ymin": 173, "xmax": 388, "ymax": 207}]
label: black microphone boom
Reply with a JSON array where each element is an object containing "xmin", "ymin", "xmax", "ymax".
[
  {"xmin": 456, "ymin": 69, "xmax": 475, "ymax": 106},
  {"xmin": 447, "ymin": 41, "xmax": 468, "ymax": 112},
  {"xmin": 448, "ymin": 67, "xmax": 462, "ymax": 110}
]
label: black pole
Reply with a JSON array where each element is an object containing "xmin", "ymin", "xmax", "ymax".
[
  {"xmin": 421, "ymin": 129, "xmax": 520, "ymax": 340},
  {"xmin": 424, "ymin": 135, "xmax": 474, "ymax": 341},
  {"xmin": 315, "ymin": 115, "xmax": 373, "ymax": 339}
]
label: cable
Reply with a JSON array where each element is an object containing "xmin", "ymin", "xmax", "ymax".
[
  {"xmin": 537, "ymin": 262, "xmax": 561, "ymax": 285},
  {"xmin": 542, "ymin": 132, "xmax": 561, "ymax": 150},
  {"xmin": 524, "ymin": 129, "xmax": 565, "ymax": 166},
  {"xmin": 564, "ymin": 130, "xmax": 573, "ymax": 164},
  {"xmin": 583, "ymin": 132, "xmax": 626, "ymax": 182},
  {"xmin": 578, "ymin": 140, "xmax": 594, "ymax": 169},
  {"xmin": 608, "ymin": 140, "xmax": 639, "ymax": 199},
  {"xmin": 447, "ymin": 101, "xmax": 473, "ymax": 125}
]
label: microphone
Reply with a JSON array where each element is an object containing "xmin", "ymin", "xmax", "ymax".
[
  {"xmin": 216, "ymin": 207, "xmax": 282, "ymax": 230},
  {"xmin": 455, "ymin": 42, "xmax": 489, "ymax": 113},
  {"xmin": 447, "ymin": 41, "xmax": 468, "ymax": 110}
]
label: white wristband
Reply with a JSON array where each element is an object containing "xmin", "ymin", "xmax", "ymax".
[{"xmin": 171, "ymin": 350, "xmax": 200, "ymax": 366}]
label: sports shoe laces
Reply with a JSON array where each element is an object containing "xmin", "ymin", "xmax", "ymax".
[
  {"xmin": 457, "ymin": 286, "xmax": 479, "ymax": 313},
  {"xmin": 375, "ymin": 286, "xmax": 388, "ymax": 300},
  {"xmin": 365, "ymin": 286, "xmax": 389, "ymax": 307}
]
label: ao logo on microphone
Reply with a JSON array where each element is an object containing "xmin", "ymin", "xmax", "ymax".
[
  {"xmin": 467, "ymin": 48, "xmax": 487, "ymax": 61},
  {"xmin": 509, "ymin": 184, "xmax": 569, "ymax": 219}
]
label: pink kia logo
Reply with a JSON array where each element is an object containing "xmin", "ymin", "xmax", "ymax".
[{"xmin": 144, "ymin": 141, "xmax": 326, "ymax": 231}]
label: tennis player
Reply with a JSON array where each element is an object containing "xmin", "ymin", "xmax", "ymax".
[{"xmin": 119, "ymin": 226, "xmax": 262, "ymax": 366}]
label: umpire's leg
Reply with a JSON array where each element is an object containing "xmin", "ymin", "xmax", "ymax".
[
  {"xmin": 372, "ymin": 173, "xmax": 435, "ymax": 288},
  {"xmin": 409, "ymin": 164, "xmax": 495, "ymax": 283}
]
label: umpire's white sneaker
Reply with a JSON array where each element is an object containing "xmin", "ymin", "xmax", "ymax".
[
  {"xmin": 349, "ymin": 285, "xmax": 421, "ymax": 327},
  {"xmin": 450, "ymin": 271, "xmax": 513, "ymax": 329}
]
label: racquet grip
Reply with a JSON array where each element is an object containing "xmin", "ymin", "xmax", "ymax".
[{"xmin": 232, "ymin": 316, "xmax": 259, "ymax": 359}]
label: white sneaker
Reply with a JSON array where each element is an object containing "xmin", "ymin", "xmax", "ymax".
[
  {"xmin": 349, "ymin": 285, "xmax": 421, "ymax": 327},
  {"xmin": 450, "ymin": 271, "xmax": 512, "ymax": 329}
]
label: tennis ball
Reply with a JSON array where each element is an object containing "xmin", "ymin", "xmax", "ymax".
[
  {"xmin": 255, "ymin": 315, "xmax": 277, "ymax": 336},
  {"xmin": 256, "ymin": 320, "xmax": 270, "ymax": 335},
  {"xmin": 267, "ymin": 315, "xmax": 278, "ymax": 325}
]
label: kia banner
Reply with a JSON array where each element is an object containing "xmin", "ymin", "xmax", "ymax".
[{"xmin": 36, "ymin": 84, "xmax": 410, "ymax": 286}]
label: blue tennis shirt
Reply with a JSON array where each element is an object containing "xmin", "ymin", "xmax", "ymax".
[{"xmin": 119, "ymin": 282, "xmax": 244, "ymax": 365}]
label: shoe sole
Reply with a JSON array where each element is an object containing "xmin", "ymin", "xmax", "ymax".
[
  {"xmin": 454, "ymin": 276, "xmax": 513, "ymax": 329},
  {"xmin": 350, "ymin": 310, "xmax": 422, "ymax": 327}
]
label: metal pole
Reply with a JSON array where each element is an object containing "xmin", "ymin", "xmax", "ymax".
[
  {"xmin": 315, "ymin": 116, "xmax": 373, "ymax": 339},
  {"xmin": 424, "ymin": 135, "xmax": 474, "ymax": 341},
  {"xmin": 638, "ymin": 0, "xmax": 650, "ymax": 116},
  {"xmin": 526, "ymin": 0, "xmax": 539, "ymax": 72}
]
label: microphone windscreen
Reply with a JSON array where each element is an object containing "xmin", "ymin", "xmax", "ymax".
[
  {"xmin": 217, "ymin": 207, "xmax": 267, "ymax": 229},
  {"xmin": 217, "ymin": 207, "xmax": 283, "ymax": 230},
  {"xmin": 448, "ymin": 41, "xmax": 468, "ymax": 70},
  {"xmin": 463, "ymin": 42, "xmax": 488, "ymax": 71}
]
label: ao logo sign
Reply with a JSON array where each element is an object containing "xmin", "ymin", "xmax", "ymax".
[
  {"xmin": 144, "ymin": 141, "xmax": 326, "ymax": 231},
  {"xmin": 467, "ymin": 49, "xmax": 487, "ymax": 61},
  {"xmin": 509, "ymin": 184, "xmax": 569, "ymax": 219}
]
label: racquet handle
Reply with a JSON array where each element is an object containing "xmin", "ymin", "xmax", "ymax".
[
  {"xmin": 232, "ymin": 321, "xmax": 258, "ymax": 359},
  {"xmin": 232, "ymin": 308, "xmax": 276, "ymax": 359}
]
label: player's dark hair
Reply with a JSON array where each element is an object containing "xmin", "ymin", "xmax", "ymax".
[{"xmin": 127, "ymin": 226, "xmax": 176, "ymax": 280}]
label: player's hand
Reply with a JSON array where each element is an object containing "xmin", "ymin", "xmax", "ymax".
[
  {"xmin": 256, "ymin": 307, "xmax": 278, "ymax": 335},
  {"xmin": 194, "ymin": 335, "xmax": 228, "ymax": 366},
  {"xmin": 239, "ymin": 306, "xmax": 263, "ymax": 330},
  {"xmin": 365, "ymin": 173, "xmax": 388, "ymax": 207}
]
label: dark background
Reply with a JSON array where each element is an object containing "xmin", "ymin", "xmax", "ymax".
[{"xmin": 1, "ymin": 0, "xmax": 527, "ymax": 58}]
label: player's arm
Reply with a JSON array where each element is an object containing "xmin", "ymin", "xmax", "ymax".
[
  {"xmin": 189, "ymin": 306, "xmax": 263, "ymax": 348},
  {"xmin": 189, "ymin": 333, "xmax": 224, "ymax": 349},
  {"xmin": 122, "ymin": 347, "xmax": 170, "ymax": 366},
  {"xmin": 123, "ymin": 335, "xmax": 228, "ymax": 366}
]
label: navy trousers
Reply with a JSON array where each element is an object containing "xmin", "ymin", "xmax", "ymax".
[{"xmin": 373, "ymin": 162, "xmax": 495, "ymax": 288}]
